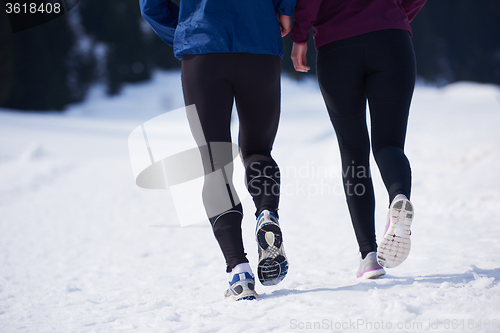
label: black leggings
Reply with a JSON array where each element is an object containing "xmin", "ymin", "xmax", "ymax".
[
  {"xmin": 316, "ymin": 29, "xmax": 415, "ymax": 253},
  {"xmin": 181, "ymin": 53, "xmax": 282, "ymax": 272}
]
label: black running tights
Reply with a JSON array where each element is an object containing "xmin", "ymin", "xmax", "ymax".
[
  {"xmin": 181, "ymin": 53, "xmax": 282, "ymax": 272},
  {"xmin": 316, "ymin": 29, "xmax": 415, "ymax": 253}
]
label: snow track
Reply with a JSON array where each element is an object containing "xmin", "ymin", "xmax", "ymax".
[{"xmin": 1, "ymin": 73, "xmax": 499, "ymax": 332}]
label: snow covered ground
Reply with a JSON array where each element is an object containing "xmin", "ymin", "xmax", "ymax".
[{"xmin": 1, "ymin": 72, "xmax": 500, "ymax": 332}]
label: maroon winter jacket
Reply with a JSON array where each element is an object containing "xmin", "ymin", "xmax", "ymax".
[{"xmin": 290, "ymin": 0, "xmax": 427, "ymax": 49}]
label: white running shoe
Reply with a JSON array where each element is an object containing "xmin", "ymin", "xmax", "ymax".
[
  {"xmin": 255, "ymin": 210, "xmax": 289, "ymax": 286},
  {"xmin": 377, "ymin": 194, "xmax": 414, "ymax": 268},
  {"xmin": 224, "ymin": 272, "xmax": 258, "ymax": 301},
  {"xmin": 357, "ymin": 252, "xmax": 386, "ymax": 279}
]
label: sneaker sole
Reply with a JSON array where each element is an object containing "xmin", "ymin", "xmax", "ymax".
[
  {"xmin": 377, "ymin": 198, "xmax": 413, "ymax": 268},
  {"xmin": 225, "ymin": 290, "xmax": 258, "ymax": 301},
  {"xmin": 256, "ymin": 221, "xmax": 288, "ymax": 286}
]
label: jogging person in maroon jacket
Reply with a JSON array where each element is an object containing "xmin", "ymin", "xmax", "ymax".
[{"xmin": 290, "ymin": 0, "xmax": 426, "ymax": 278}]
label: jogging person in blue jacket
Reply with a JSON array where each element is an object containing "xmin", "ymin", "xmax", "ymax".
[{"xmin": 140, "ymin": 0, "xmax": 296, "ymax": 300}]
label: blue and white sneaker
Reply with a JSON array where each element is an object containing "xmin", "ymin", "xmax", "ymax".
[
  {"xmin": 377, "ymin": 194, "xmax": 414, "ymax": 268},
  {"xmin": 224, "ymin": 272, "xmax": 258, "ymax": 301},
  {"xmin": 255, "ymin": 210, "xmax": 289, "ymax": 286}
]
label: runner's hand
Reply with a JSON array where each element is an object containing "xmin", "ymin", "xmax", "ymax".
[
  {"xmin": 277, "ymin": 14, "xmax": 292, "ymax": 37},
  {"xmin": 291, "ymin": 42, "xmax": 310, "ymax": 72}
]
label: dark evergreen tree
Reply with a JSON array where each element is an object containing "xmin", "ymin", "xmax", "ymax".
[
  {"xmin": 143, "ymin": 26, "xmax": 180, "ymax": 71},
  {"xmin": 0, "ymin": 10, "xmax": 76, "ymax": 111},
  {"xmin": 412, "ymin": 0, "xmax": 500, "ymax": 85},
  {"xmin": 0, "ymin": 12, "xmax": 16, "ymax": 106},
  {"xmin": 79, "ymin": 0, "xmax": 153, "ymax": 95},
  {"xmin": 1, "ymin": 0, "xmax": 499, "ymax": 112}
]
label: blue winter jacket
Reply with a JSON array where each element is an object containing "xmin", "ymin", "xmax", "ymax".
[{"xmin": 139, "ymin": 0, "xmax": 297, "ymax": 60}]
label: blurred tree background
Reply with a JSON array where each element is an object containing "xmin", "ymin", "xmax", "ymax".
[{"xmin": 0, "ymin": 0, "xmax": 499, "ymax": 111}]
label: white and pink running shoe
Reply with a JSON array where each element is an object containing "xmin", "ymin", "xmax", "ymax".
[
  {"xmin": 357, "ymin": 252, "xmax": 386, "ymax": 279},
  {"xmin": 377, "ymin": 194, "xmax": 414, "ymax": 268}
]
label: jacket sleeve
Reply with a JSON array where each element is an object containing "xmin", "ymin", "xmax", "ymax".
[
  {"xmin": 289, "ymin": 0, "xmax": 322, "ymax": 44},
  {"xmin": 139, "ymin": 0, "xmax": 179, "ymax": 46},
  {"xmin": 401, "ymin": 0, "xmax": 427, "ymax": 22},
  {"xmin": 273, "ymin": 0, "xmax": 298, "ymax": 16}
]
